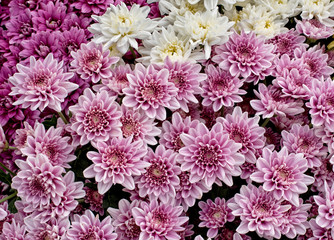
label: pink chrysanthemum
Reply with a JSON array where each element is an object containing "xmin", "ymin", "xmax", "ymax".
[
  {"xmin": 179, "ymin": 122, "xmax": 245, "ymax": 188},
  {"xmin": 217, "ymin": 106, "xmax": 266, "ymax": 164},
  {"xmin": 281, "ymin": 123, "xmax": 327, "ymax": 168},
  {"xmin": 202, "ymin": 65, "xmax": 246, "ymax": 111},
  {"xmin": 119, "ymin": 105, "xmax": 161, "ymax": 145},
  {"xmin": 13, "ymin": 121, "xmax": 35, "ymax": 155},
  {"xmin": 306, "ymin": 77, "xmax": 334, "ymax": 132},
  {"xmin": 0, "ymin": 125, "xmax": 6, "ymax": 154},
  {"xmin": 71, "ymin": 41, "xmax": 117, "ymax": 83},
  {"xmin": 108, "ymin": 199, "xmax": 141, "ymax": 240},
  {"xmin": 312, "ymin": 157, "xmax": 334, "ymax": 193},
  {"xmin": 198, "ymin": 197, "xmax": 235, "ymax": 238},
  {"xmin": 212, "ymin": 31, "xmax": 276, "ymax": 83},
  {"xmin": 9, "ymin": 53, "xmax": 78, "ymax": 112},
  {"xmin": 136, "ymin": 145, "xmax": 181, "ymax": 203},
  {"xmin": 11, "ymin": 155, "xmax": 66, "ymax": 209},
  {"xmin": 153, "ymin": 57, "xmax": 206, "ymax": 112},
  {"xmin": 0, "ymin": 219, "xmax": 27, "ymax": 240},
  {"xmin": 296, "ymin": 18, "xmax": 334, "ymax": 40},
  {"xmin": 160, "ymin": 112, "xmax": 200, "ymax": 152},
  {"xmin": 65, "ymin": 210, "xmax": 117, "ymax": 240},
  {"xmin": 84, "ymin": 186, "xmax": 104, "ymax": 215},
  {"xmin": 25, "ymin": 217, "xmax": 69, "ymax": 240},
  {"xmin": 250, "ymin": 83, "xmax": 305, "ymax": 118},
  {"xmin": 132, "ymin": 199, "xmax": 189, "ymax": 240},
  {"xmin": 69, "ymin": 88, "xmax": 122, "ymax": 145},
  {"xmin": 5, "ymin": 9, "xmax": 34, "ymax": 44},
  {"xmin": 250, "ymin": 147, "xmax": 314, "ymax": 206},
  {"xmin": 315, "ymin": 125, "xmax": 334, "ymax": 154},
  {"xmin": 314, "ymin": 181, "xmax": 334, "ymax": 230},
  {"xmin": 123, "ymin": 64, "xmax": 179, "ymax": 120},
  {"xmin": 309, "ymin": 219, "xmax": 334, "ymax": 240},
  {"xmin": 20, "ymin": 122, "xmax": 76, "ymax": 168},
  {"xmin": 84, "ymin": 136, "xmax": 148, "ymax": 194},
  {"xmin": 228, "ymin": 184, "xmax": 290, "ymax": 239},
  {"xmin": 72, "ymin": 0, "xmax": 113, "ymax": 14}
]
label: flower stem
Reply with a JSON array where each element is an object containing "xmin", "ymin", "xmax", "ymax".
[
  {"xmin": 8, "ymin": 146, "xmax": 17, "ymax": 150},
  {"xmin": 58, "ymin": 112, "xmax": 69, "ymax": 124},
  {"xmin": 0, "ymin": 162, "xmax": 15, "ymax": 176},
  {"xmin": 261, "ymin": 118, "xmax": 270, "ymax": 128},
  {"xmin": 0, "ymin": 191, "xmax": 17, "ymax": 204}
]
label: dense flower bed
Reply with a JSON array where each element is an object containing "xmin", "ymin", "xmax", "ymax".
[{"xmin": 0, "ymin": 0, "xmax": 334, "ymax": 239}]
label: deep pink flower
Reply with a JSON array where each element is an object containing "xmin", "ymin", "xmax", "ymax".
[
  {"xmin": 9, "ymin": 53, "xmax": 78, "ymax": 112},
  {"xmin": 217, "ymin": 106, "xmax": 266, "ymax": 164},
  {"xmin": 154, "ymin": 57, "xmax": 206, "ymax": 112},
  {"xmin": 72, "ymin": 0, "xmax": 113, "ymax": 15},
  {"xmin": 8, "ymin": 0, "xmax": 46, "ymax": 16},
  {"xmin": 11, "ymin": 155, "xmax": 66, "ymax": 209},
  {"xmin": 250, "ymin": 147, "xmax": 314, "ymax": 206},
  {"xmin": 281, "ymin": 123, "xmax": 327, "ymax": 168},
  {"xmin": 179, "ymin": 122, "xmax": 245, "ymax": 188},
  {"xmin": 71, "ymin": 41, "xmax": 117, "ymax": 83},
  {"xmin": 212, "ymin": 31, "xmax": 276, "ymax": 83},
  {"xmin": 5, "ymin": 9, "xmax": 34, "ymax": 44},
  {"xmin": 198, "ymin": 197, "xmax": 235, "ymax": 238},
  {"xmin": 314, "ymin": 181, "xmax": 334, "ymax": 229},
  {"xmin": 202, "ymin": 65, "xmax": 246, "ymax": 111},
  {"xmin": 66, "ymin": 210, "xmax": 117, "ymax": 240},
  {"xmin": 296, "ymin": 18, "xmax": 334, "ymax": 40},
  {"xmin": 228, "ymin": 184, "xmax": 290, "ymax": 239},
  {"xmin": 123, "ymin": 64, "xmax": 179, "ymax": 120},
  {"xmin": 69, "ymin": 89, "xmax": 122, "ymax": 145},
  {"xmin": 84, "ymin": 186, "xmax": 104, "ymax": 215},
  {"xmin": 84, "ymin": 136, "xmax": 148, "ymax": 194},
  {"xmin": 136, "ymin": 145, "xmax": 181, "ymax": 203},
  {"xmin": 132, "ymin": 199, "xmax": 189, "ymax": 240}
]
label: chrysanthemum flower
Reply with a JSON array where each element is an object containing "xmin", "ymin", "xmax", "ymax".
[
  {"xmin": 314, "ymin": 181, "xmax": 334, "ymax": 229},
  {"xmin": 84, "ymin": 136, "xmax": 148, "ymax": 194},
  {"xmin": 0, "ymin": 219, "xmax": 27, "ymax": 240},
  {"xmin": 132, "ymin": 199, "xmax": 189, "ymax": 240},
  {"xmin": 5, "ymin": 9, "xmax": 34, "ymax": 44},
  {"xmin": 20, "ymin": 122, "xmax": 76, "ymax": 168},
  {"xmin": 300, "ymin": 0, "xmax": 334, "ymax": 27},
  {"xmin": 108, "ymin": 199, "xmax": 141, "ymax": 240},
  {"xmin": 179, "ymin": 122, "xmax": 245, "ymax": 188},
  {"xmin": 9, "ymin": 53, "xmax": 78, "ymax": 112},
  {"xmin": 123, "ymin": 64, "xmax": 179, "ymax": 120},
  {"xmin": 13, "ymin": 121, "xmax": 35, "ymax": 155},
  {"xmin": 202, "ymin": 65, "xmax": 246, "ymax": 112},
  {"xmin": 213, "ymin": 31, "xmax": 276, "ymax": 83},
  {"xmin": 315, "ymin": 125, "xmax": 334, "ymax": 154},
  {"xmin": 281, "ymin": 123, "xmax": 327, "ymax": 168},
  {"xmin": 84, "ymin": 186, "xmax": 104, "ymax": 215},
  {"xmin": 89, "ymin": 3, "xmax": 157, "ymax": 54},
  {"xmin": 71, "ymin": 41, "xmax": 117, "ymax": 84},
  {"xmin": 312, "ymin": 156, "xmax": 334, "ymax": 193},
  {"xmin": 198, "ymin": 197, "xmax": 235, "ymax": 238},
  {"xmin": 228, "ymin": 184, "xmax": 290, "ymax": 239},
  {"xmin": 25, "ymin": 217, "xmax": 69, "ymax": 240},
  {"xmin": 296, "ymin": 18, "xmax": 334, "ymax": 39},
  {"xmin": 136, "ymin": 145, "xmax": 181, "ymax": 203},
  {"xmin": 11, "ymin": 155, "xmax": 66, "ymax": 209},
  {"xmin": 69, "ymin": 89, "xmax": 122, "ymax": 145},
  {"xmin": 217, "ymin": 106, "xmax": 265, "ymax": 163},
  {"xmin": 66, "ymin": 210, "xmax": 117, "ymax": 240},
  {"xmin": 250, "ymin": 147, "xmax": 314, "ymax": 206},
  {"xmin": 310, "ymin": 218, "xmax": 334, "ymax": 239},
  {"xmin": 0, "ymin": 125, "xmax": 6, "ymax": 154},
  {"xmin": 72, "ymin": 0, "xmax": 113, "ymax": 15}
]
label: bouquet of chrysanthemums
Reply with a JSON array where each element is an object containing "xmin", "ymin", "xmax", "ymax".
[{"xmin": 1, "ymin": 0, "xmax": 334, "ymax": 239}]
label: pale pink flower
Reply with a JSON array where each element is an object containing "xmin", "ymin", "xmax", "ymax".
[
  {"xmin": 312, "ymin": 157, "xmax": 334, "ymax": 193},
  {"xmin": 123, "ymin": 64, "xmax": 179, "ymax": 120},
  {"xmin": 309, "ymin": 219, "xmax": 334, "ymax": 240},
  {"xmin": 9, "ymin": 53, "xmax": 78, "ymax": 112},
  {"xmin": 13, "ymin": 121, "xmax": 35, "ymax": 155},
  {"xmin": 250, "ymin": 147, "xmax": 314, "ymax": 206},
  {"xmin": 314, "ymin": 181, "xmax": 334, "ymax": 229},
  {"xmin": 0, "ymin": 125, "xmax": 6, "ymax": 153},
  {"xmin": 69, "ymin": 89, "xmax": 122, "ymax": 145},
  {"xmin": 296, "ymin": 18, "xmax": 334, "ymax": 40},
  {"xmin": 25, "ymin": 217, "xmax": 69, "ymax": 240},
  {"xmin": 0, "ymin": 219, "xmax": 27, "ymax": 240},
  {"xmin": 84, "ymin": 136, "xmax": 149, "ymax": 194},
  {"xmin": 315, "ymin": 125, "xmax": 334, "ymax": 154},
  {"xmin": 132, "ymin": 199, "xmax": 189, "ymax": 240}
]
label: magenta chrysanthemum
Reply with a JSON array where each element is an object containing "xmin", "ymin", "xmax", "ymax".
[
  {"xmin": 250, "ymin": 147, "xmax": 314, "ymax": 206},
  {"xmin": 217, "ymin": 106, "xmax": 265, "ymax": 164},
  {"xmin": 179, "ymin": 122, "xmax": 245, "ymax": 188},
  {"xmin": 198, "ymin": 197, "xmax": 234, "ymax": 238},
  {"xmin": 212, "ymin": 31, "xmax": 276, "ymax": 82},
  {"xmin": 123, "ymin": 64, "xmax": 179, "ymax": 120},
  {"xmin": 69, "ymin": 88, "xmax": 122, "ymax": 145},
  {"xmin": 84, "ymin": 136, "xmax": 149, "ymax": 194},
  {"xmin": 136, "ymin": 145, "xmax": 181, "ymax": 203},
  {"xmin": 202, "ymin": 65, "xmax": 246, "ymax": 111},
  {"xmin": 9, "ymin": 53, "xmax": 78, "ymax": 112},
  {"xmin": 228, "ymin": 184, "xmax": 290, "ymax": 239},
  {"xmin": 65, "ymin": 210, "xmax": 117, "ymax": 240},
  {"xmin": 71, "ymin": 41, "xmax": 118, "ymax": 83},
  {"xmin": 132, "ymin": 199, "xmax": 189, "ymax": 240},
  {"xmin": 72, "ymin": 0, "xmax": 113, "ymax": 14}
]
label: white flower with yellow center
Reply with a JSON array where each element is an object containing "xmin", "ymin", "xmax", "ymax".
[
  {"xmin": 299, "ymin": 0, "xmax": 334, "ymax": 27},
  {"xmin": 174, "ymin": 8, "xmax": 234, "ymax": 59},
  {"xmin": 255, "ymin": 0, "xmax": 301, "ymax": 18},
  {"xmin": 88, "ymin": 3, "xmax": 158, "ymax": 54}
]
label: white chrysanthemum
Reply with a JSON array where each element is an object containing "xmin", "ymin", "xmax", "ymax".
[
  {"xmin": 174, "ymin": 8, "xmax": 234, "ymax": 59},
  {"xmin": 255, "ymin": 0, "xmax": 301, "ymax": 18},
  {"xmin": 88, "ymin": 3, "xmax": 158, "ymax": 54},
  {"xmin": 299, "ymin": 0, "xmax": 334, "ymax": 27},
  {"xmin": 138, "ymin": 25, "xmax": 204, "ymax": 66},
  {"xmin": 238, "ymin": 3, "xmax": 288, "ymax": 38}
]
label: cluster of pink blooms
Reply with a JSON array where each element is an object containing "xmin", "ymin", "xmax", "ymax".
[{"xmin": 0, "ymin": 0, "xmax": 334, "ymax": 239}]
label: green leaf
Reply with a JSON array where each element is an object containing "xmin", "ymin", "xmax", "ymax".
[
  {"xmin": 42, "ymin": 114, "xmax": 58, "ymax": 129},
  {"xmin": 0, "ymin": 171, "xmax": 12, "ymax": 186}
]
